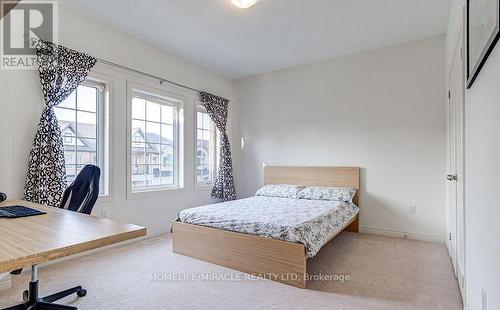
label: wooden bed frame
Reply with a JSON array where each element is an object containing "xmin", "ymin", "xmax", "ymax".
[{"xmin": 172, "ymin": 166, "xmax": 360, "ymax": 288}]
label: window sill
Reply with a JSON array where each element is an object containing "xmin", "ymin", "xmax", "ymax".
[
  {"xmin": 126, "ymin": 186, "xmax": 185, "ymax": 199},
  {"xmin": 195, "ymin": 184, "xmax": 213, "ymax": 192}
]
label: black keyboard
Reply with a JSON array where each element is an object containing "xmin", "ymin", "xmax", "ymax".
[{"xmin": 0, "ymin": 205, "xmax": 47, "ymax": 218}]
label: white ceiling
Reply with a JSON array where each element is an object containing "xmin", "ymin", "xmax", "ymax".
[{"xmin": 62, "ymin": 0, "xmax": 451, "ymax": 79}]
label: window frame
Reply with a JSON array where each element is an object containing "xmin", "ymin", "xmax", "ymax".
[
  {"xmin": 194, "ymin": 102, "xmax": 218, "ymax": 190},
  {"xmin": 54, "ymin": 76, "xmax": 112, "ymax": 199},
  {"xmin": 126, "ymin": 82, "xmax": 185, "ymax": 197}
]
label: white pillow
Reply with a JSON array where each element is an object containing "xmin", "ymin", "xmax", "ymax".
[
  {"xmin": 255, "ymin": 184, "xmax": 305, "ymax": 199},
  {"xmin": 297, "ymin": 187, "xmax": 357, "ymax": 202}
]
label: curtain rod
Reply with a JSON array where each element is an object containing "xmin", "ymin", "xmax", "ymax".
[{"xmin": 97, "ymin": 58, "xmax": 201, "ymax": 93}]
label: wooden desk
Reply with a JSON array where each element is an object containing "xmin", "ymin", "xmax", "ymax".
[{"xmin": 0, "ymin": 200, "xmax": 146, "ymax": 273}]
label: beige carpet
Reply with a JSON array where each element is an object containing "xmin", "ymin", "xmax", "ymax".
[{"xmin": 0, "ymin": 232, "xmax": 462, "ymax": 310}]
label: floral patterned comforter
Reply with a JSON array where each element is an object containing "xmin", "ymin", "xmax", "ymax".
[{"xmin": 177, "ymin": 196, "xmax": 359, "ymax": 257}]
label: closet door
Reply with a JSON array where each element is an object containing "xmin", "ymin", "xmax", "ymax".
[{"xmin": 447, "ymin": 23, "xmax": 466, "ymax": 302}]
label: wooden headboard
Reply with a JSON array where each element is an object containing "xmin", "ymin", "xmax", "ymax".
[{"xmin": 263, "ymin": 166, "xmax": 360, "ymax": 205}]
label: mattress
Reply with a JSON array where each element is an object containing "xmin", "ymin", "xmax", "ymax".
[{"xmin": 177, "ymin": 196, "xmax": 359, "ymax": 257}]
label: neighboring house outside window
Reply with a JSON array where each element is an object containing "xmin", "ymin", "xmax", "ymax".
[
  {"xmin": 130, "ymin": 127, "xmax": 174, "ymax": 188},
  {"xmin": 128, "ymin": 86, "xmax": 183, "ymax": 194}
]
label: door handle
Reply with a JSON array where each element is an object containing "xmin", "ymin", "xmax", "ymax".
[{"xmin": 446, "ymin": 174, "xmax": 458, "ymax": 181}]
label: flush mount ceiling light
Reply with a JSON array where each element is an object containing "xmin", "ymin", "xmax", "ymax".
[{"xmin": 231, "ymin": 0, "xmax": 259, "ymax": 9}]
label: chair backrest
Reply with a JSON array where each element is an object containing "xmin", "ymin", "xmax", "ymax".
[{"xmin": 59, "ymin": 165, "xmax": 101, "ymax": 215}]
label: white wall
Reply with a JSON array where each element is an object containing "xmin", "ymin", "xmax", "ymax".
[
  {"xmin": 447, "ymin": 1, "xmax": 500, "ymax": 309},
  {"xmin": 0, "ymin": 70, "xmax": 12, "ymax": 197},
  {"xmin": 233, "ymin": 36, "xmax": 447, "ymax": 241},
  {"xmin": 0, "ymin": 5, "xmax": 235, "ymax": 235}
]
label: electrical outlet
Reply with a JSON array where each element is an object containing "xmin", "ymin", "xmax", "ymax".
[
  {"xmin": 100, "ymin": 210, "xmax": 108, "ymax": 218},
  {"xmin": 408, "ymin": 204, "xmax": 417, "ymax": 215},
  {"xmin": 482, "ymin": 289, "xmax": 487, "ymax": 310}
]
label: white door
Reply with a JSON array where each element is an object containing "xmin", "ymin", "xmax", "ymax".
[{"xmin": 447, "ymin": 25, "xmax": 466, "ymax": 302}]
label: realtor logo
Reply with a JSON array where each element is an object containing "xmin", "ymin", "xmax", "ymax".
[{"xmin": 1, "ymin": 0, "xmax": 58, "ymax": 69}]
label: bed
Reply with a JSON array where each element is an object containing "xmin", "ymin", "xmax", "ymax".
[{"xmin": 172, "ymin": 166, "xmax": 360, "ymax": 288}]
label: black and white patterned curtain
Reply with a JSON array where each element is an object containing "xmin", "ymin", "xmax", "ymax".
[
  {"xmin": 200, "ymin": 92, "xmax": 236, "ymax": 201},
  {"xmin": 24, "ymin": 40, "xmax": 97, "ymax": 206}
]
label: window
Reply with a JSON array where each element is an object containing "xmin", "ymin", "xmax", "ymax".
[
  {"xmin": 196, "ymin": 104, "xmax": 217, "ymax": 186},
  {"xmin": 129, "ymin": 87, "xmax": 183, "ymax": 193},
  {"xmin": 54, "ymin": 80, "xmax": 109, "ymax": 196}
]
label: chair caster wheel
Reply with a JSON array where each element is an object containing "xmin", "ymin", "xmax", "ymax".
[
  {"xmin": 77, "ymin": 289, "xmax": 87, "ymax": 297},
  {"xmin": 23, "ymin": 290, "xmax": 29, "ymax": 301}
]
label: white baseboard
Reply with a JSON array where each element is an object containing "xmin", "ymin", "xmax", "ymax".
[
  {"xmin": 147, "ymin": 226, "xmax": 171, "ymax": 237},
  {"xmin": 359, "ymin": 226, "xmax": 445, "ymax": 243},
  {"xmin": 0, "ymin": 273, "xmax": 12, "ymax": 291},
  {"xmin": 446, "ymin": 239, "xmax": 455, "ymax": 258}
]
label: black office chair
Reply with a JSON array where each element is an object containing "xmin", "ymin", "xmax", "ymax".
[
  {"xmin": 59, "ymin": 164, "xmax": 101, "ymax": 215},
  {"xmin": 11, "ymin": 165, "xmax": 101, "ymax": 309}
]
